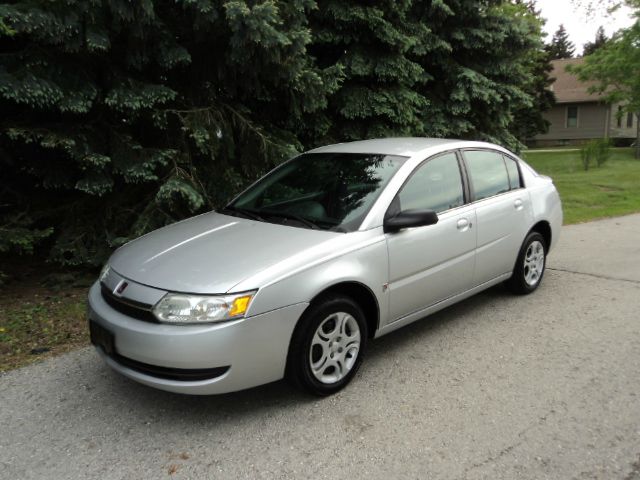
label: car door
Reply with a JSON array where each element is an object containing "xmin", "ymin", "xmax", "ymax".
[
  {"xmin": 461, "ymin": 150, "xmax": 533, "ymax": 286},
  {"xmin": 386, "ymin": 151, "xmax": 477, "ymax": 322}
]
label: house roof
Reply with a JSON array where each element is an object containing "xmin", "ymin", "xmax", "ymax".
[{"xmin": 550, "ymin": 58, "xmax": 603, "ymax": 104}]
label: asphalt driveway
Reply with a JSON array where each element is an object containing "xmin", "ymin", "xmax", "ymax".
[{"xmin": 1, "ymin": 214, "xmax": 639, "ymax": 479}]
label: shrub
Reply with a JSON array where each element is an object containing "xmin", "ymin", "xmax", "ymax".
[
  {"xmin": 593, "ymin": 139, "xmax": 612, "ymax": 167},
  {"xmin": 580, "ymin": 142, "xmax": 593, "ymax": 170},
  {"xmin": 580, "ymin": 138, "xmax": 611, "ymax": 170}
]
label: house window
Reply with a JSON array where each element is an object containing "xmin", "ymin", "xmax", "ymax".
[
  {"xmin": 617, "ymin": 106, "xmax": 623, "ymax": 128},
  {"xmin": 567, "ymin": 106, "xmax": 578, "ymax": 128},
  {"xmin": 627, "ymin": 112, "xmax": 634, "ymax": 128}
]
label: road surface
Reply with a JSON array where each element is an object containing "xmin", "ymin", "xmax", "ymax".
[{"xmin": 1, "ymin": 214, "xmax": 639, "ymax": 479}]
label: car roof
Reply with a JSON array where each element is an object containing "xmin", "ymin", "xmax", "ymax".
[{"xmin": 306, "ymin": 137, "xmax": 508, "ymax": 158}]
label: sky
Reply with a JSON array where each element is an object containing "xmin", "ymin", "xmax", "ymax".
[{"xmin": 536, "ymin": 0, "xmax": 636, "ymax": 54}]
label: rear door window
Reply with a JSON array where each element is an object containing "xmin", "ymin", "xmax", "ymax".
[{"xmin": 464, "ymin": 150, "xmax": 511, "ymax": 201}]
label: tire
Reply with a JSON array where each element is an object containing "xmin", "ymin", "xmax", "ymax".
[
  {"xmin": 286, "ymin": 295, "xmax": 368, "ymax": 396},
  {"xmin": 506, "ymin": 231, "xmax": 547, "ymax": 295}
]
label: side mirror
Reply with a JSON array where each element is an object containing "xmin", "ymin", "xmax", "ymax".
[{"xmin": 384, "ymin": 209, "xmax": 438, "ymax": 233}]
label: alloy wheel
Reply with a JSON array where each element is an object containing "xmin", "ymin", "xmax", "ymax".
[
  {"xmin": 309, "ymin": 311, "xmax": 361, "ymax": 384},
  {"xmin": 523, "ymin": 240, "xmax": 545, "ymax": 286}
]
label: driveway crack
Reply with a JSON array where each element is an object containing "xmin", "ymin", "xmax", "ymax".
[
  {"xmin": 461, "ymin": 408, "xmax": 558, "ymax": 477},
  {"xmin": 547, "ymin": 267, "xmax": 640, "ymax": 285}
]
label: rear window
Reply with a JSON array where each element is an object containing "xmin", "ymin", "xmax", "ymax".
[{"xmin": 503, "ymin": 155, "xmax": 522, "ymax": 189}]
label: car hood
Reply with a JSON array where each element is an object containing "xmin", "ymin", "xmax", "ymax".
[{"xmin": 109, "ymin": 212, "xmax": 339, "ymax": 293}]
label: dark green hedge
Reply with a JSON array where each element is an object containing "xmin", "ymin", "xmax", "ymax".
[{"xmin": 0, "ymin": 0, "xmax": 552, "ymax": 267}]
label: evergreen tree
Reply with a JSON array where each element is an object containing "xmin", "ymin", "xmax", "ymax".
[
  {"xmin": 310, "ymin": 0, "xmax": 549, "ymax": 150},
  {"xmin": 410, "ymin": 0, "xmax": 546, "ymax": 149},
  {"xmin": 510, "ymin": 47, "xmax": 555, "ymax": 142},
  {"xmin": 0, "ymin": 0, "xmax": 556, "ymax": 269},
  {"xmin": 0, "ymin": 0, "xmax": 338, "ymax": 266},
  {"xmin": 307, "ymin": 0, "xmax": 427, "ymax": 143},
  {"xmin": 547, "ymin": 24, "xmax": 576, "ymax": 59},
  {"xmin": 583, "ymin": 26, "xmax": 608, "ymax": 55},
  {"xmin": 510, "ymin": 1, "xmax": 556, "ymax": 141}
]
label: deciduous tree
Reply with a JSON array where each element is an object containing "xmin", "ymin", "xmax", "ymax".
[{"xmin": 568, "ymin": 4, "xmax": 640, "ymax": 157}]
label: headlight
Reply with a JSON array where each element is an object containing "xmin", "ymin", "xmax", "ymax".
[
  {"xmin": 99, "ymin": 264, "xmax": 110, "ymax": 282},
  {"xmin": 153, "ymin": 291, "xmax": 256, "ymax": 324}
]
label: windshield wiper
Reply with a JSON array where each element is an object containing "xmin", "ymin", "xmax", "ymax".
[
  {"xmin": 223, "ymin": 206, "xmax": 321, "ymax": 230},
  {"xmin": 261, "ymin": 210, "xmax": 321, "ymax": 230},
  {"xmin": 221, "ymin": 206, "xmax": 265, "ymax": 222}
]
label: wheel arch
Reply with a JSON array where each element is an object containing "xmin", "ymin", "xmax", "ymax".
[
  {"xmin": 530, "ymin": 220, "xmax": 552, "ymax": 250},
  {"xmin": 308, "ymin": 281, "xmax": 380, "ymax": 339}
]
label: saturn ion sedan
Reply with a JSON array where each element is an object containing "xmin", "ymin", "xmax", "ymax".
[{"xmin": 88, "ymin": 138, "xmax": 562, "ymax": 396}]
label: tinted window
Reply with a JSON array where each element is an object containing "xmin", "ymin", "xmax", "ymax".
[
  {"xmin": 229, "ymin": 153, "xmax": 407, "ymax": 232},
  {"xmin": 465, "ymin": 150, "xmax": 510, "ymax": 200},
  {"xmin": 397, "ymin": 153, "xmax": 464, "ymax": 213},
  {"xmin": 503, "ymin": 156, "xmax": 521, "ymax": 189},
  {"xmin": 567, "ymin": 106, "xmax": 578, "ymax": 127},
  {"xmin": 617, "ymin": 106, "xmax": 623, "ymax": 128}
]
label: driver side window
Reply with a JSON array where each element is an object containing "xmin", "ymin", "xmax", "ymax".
[{"xmin": 396, "ymin": 153, "xmax": 464, "ymax": 213}]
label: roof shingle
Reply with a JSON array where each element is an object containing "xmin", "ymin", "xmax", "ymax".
[{"xmin": 550, "ymin": 58, "xmax": 603, "ymax": 103}]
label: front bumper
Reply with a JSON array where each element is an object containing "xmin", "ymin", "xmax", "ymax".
[{"xmin": 87, "ymin": 282, "xmax": 308, "ymax": 395}]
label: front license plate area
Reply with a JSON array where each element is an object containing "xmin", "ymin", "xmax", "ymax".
[{"xmin": 89, "ymin": 321, "xmax": 115, "ymax": 356}]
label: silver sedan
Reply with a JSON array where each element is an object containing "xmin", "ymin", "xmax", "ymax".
[{"xmin": 88, "ymin": 138, "xmax": 562, "ymax": 396}]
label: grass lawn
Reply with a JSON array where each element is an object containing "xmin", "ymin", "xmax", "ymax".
[{"xmin": 523, "ymin": 147, "xmax": 640, "ymax": 224}]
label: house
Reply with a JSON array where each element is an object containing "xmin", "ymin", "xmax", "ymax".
[{"xmin": 529, "ymin": 58, "xmax": 637, "ymax": 147}]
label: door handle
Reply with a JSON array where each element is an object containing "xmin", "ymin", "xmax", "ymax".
[
  {"xmin": 457, "ymin": 218, "xmax": 471, "ymax": 230},
  {"xmin": 514, "ymin": 199, "xmax": 523, "ymax": 210}
]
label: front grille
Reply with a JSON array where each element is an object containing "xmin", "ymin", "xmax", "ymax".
[{"xmin": 101, "ymin": 284, "xmax": 158, "ymax": 323}]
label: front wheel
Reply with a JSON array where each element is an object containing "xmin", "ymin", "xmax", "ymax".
[
  {"xmin": 506, "ymin": 231, "xmax": 547, "ymax": 294},
  {"xmin": 286, "ymin": 295, "xmax": 368, "ymax": 396}
]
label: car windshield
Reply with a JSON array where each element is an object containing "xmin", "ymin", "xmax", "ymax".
[{"xmin": 224, "ymin": 152, "xmax": 407, "ymax": 232}]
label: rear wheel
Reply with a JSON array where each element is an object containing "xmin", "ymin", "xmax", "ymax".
[
  {"xmin": 286, "ymin": 295, "xmax": 367, "ymax": 396},
  {"xmin": 506, "ymin": 231, "xmax": 547, "ymax": 294}
]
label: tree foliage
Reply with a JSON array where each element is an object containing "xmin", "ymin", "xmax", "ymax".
[
  {"xmin": 510, "ymin": 46, "xmax": 555, "ymax": 141},
  {"xmin": 0, "ymin": 0, "xmax": 555, "ymax": 268},
  {"xmin": 568, "ymin": 3, "xmax": 640, "ymax": 157},
  {"xmin": 583, "ymin": 26, "xmax": 608, "ymax": 55},
  {"xmin": 494, "ymin": 1, "xmax": 555, "ymax": 143},
  {"xmin": 547, "ymin": 24, "xmax": 576, "ymax": 59},
  {"xmin": 410, "ymin": 0, "xmax": 549, "ymax": 147},
  {"xmin": 0, "ymin": 0, "xmax": 337, "ymax": 266},
  {"xmin": 309, "ymin": 0, "xmax": 551, "ymax": 148},
  {"xmin": 307, "ymin": 0, "xmax": 426, "ymax": 143}
]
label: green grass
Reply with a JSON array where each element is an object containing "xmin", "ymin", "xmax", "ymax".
[{"xmin": 522, "ymin": 147, "xmax": 640, "ymax": 224}]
